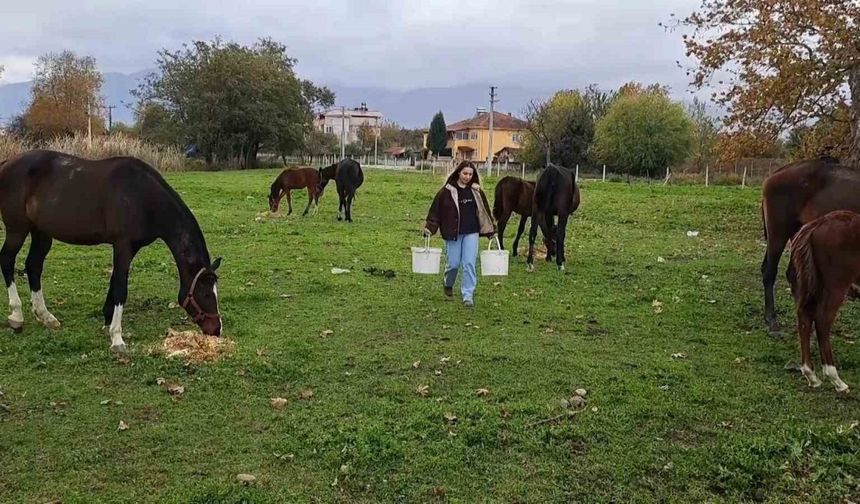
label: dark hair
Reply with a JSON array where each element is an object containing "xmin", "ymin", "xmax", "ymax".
[{"xmin": 447, "ymin": 161, "xmax": 480, "ymax": 186}]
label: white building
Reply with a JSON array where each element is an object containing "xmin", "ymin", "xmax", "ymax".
[{"xmin": 314, "ymin": 103, "xmax": 383, "ymax": 144}]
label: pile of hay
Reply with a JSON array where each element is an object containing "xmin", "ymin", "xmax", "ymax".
[{"xmin": 158, "ymin": 328, "xmax": 235, "ymax": 364}]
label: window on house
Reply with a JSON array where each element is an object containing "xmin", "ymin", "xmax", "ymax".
[
  {"xmin": 470, "ymin": 132, "xmax": 478, "ymax": 140},
  {"xmin": 512, "ymin": 133, "xmax": 523, "ymax": 143},
  {"xmin": 326, "ymin": 126, "xmax": 334, "ymax": 134}
]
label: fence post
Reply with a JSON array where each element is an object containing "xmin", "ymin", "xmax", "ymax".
[
  {"xmin": 742, "ymin": 165, "xmax": 747, "ymax": 188},
  {"xmin": 705, "ymin": 165, "xmax": 710, "ymax": 187},
  {"xmin": 575, "ymin": 164, "xmax": 579, "ymax": 183},
  {"xmin": 602, "ymin": 164, "xmax": 606, "ymax": 182},
  {"xmin": 522, "ymin": 162, "xmax": 526, "ymax": 179},
  {"xmin": 663, "ymin": 167, "xmax": 670, "ymax": 185}
]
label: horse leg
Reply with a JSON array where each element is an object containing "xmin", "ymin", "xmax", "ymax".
[
  {"xmin": 762, "ymin": 232, "xmax": 792, "ymax": 338},
  {"xmin": 538, "ymin": 213, "xmax": 555, "ymax": 265},
  {"xmin": 302, "ymin": 187, "xmax": 314, "ymax": 216},
  {"xmin": 346, "ymin": 192, "xmax": 355, "ymax": 223},
  {"xmin": 0, "ymin": 232, "xmax": 27, "ymax": 332},
  {"xmin": 797, "ymin": 307, "xmax": 821, "ymax": 388},
  {"xmin": 286, "ymin": 190, "xmax": 293, "ymax": 215},
  {"xmin": 337, "ymin": 193, "xmax": 344, "ymax": 221},
  {"xmin": 555, "ymin": 213, "xmax": 569, "ymax": 271},
  {"xmin": 106, "ymin": 243, "xmax": 135, "ymax": 354},
  {"xmin": 497, "ymin": 211, "xmax": 509, "ymax": 251},
  {"xmin": 526, "ymin": 211, "xmax": 541, "ymax": 272},
  {"xmin": 512, "ymin": 215, "xmax": 528, "ymax": 257},
  {"xmin": 816, "ymin": 291, "xmax": 849, "ymax": 392},
  {"xmin": 25, "ymin": 230, "xmax": 59, "ymax": 329}
]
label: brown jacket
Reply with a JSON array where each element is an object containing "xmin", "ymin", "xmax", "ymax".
[{"xmin": 425, "ymin": 174, "xmax": 496, "ymax": 241}]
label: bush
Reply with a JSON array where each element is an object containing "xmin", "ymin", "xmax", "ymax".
[{"xmin": 44, "ymin": 133, "xmax": 187, "ymax": 171}]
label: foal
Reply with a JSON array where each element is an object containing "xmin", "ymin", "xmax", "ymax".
[
  {"xmin": 269, "ymin": 167, "xmax": 321, "ymax": 215},
  {"xmin": 788, "ymin": 210, "xmax": 860, "ymax": 392}
]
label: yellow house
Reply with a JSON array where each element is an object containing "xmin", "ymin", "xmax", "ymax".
[{"xmin": 424, "ymin": 111, "xmax": 528, "ymax": 162}]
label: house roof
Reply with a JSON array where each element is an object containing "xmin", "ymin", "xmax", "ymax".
[{"xmin": 447, "ymin": 111, "xmax": 527, "ymax": 132}]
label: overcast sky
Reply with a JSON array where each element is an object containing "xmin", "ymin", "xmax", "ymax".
[{"xmin": 1, "ymin": 0, "xmax": 703, "ymax": 96}]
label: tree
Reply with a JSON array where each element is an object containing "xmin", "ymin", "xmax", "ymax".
[
  {"xmin": 593, "ymin": 90, "xmax": 694, "ymax": 177},
  {"xmin": 427, "ymin": 111, "xmax": 447, "ymax": 157},
  {"xmin": 302, "ymin": 129, "xmax": 339, "ymax": 161},
  {"xmin": 135, "ymin": 37, "xmax": 333, "ymax": 167},
  {"xmin": 677, "ymin": 0, "xmax": 860, "ymax": 166},
  {"xmin": 134, "ymin": 102, "xmax": 181, "ymax": 146},
  {"xmin": 356, "ymin": 123, "xmax": 376, "ymax": 153},
  {"xmin": 686, "ymin": 97, "xmax": 720, "ymax": 171},
  {"xmin": 23, "ymin": 51, "xmax": 104, "ymax": 140},
  {"xmin": 522, "ymin": 89, "xmax": 594, "ymax": 168}
]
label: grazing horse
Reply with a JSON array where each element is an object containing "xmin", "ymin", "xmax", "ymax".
[
  {"xmin": 493, "ymin": 176, "xmax": 557, "ymax": 257},
  {"xmin": 0, "ymin": 150, "xmax": 222, "ymax": 354},
  {"xmin": 319, "ymin": 158, "xmax": 364, "ymax": 222},
  {"xmin": 268, "ymin": 167, "xmax": 321, "ymax": 215},
  {"xmin": 760, "ymin": 157, "xmax": 860, "ymax": 337},
  {"xmin": 526, "ymin": 163, "xmax": 581, "ymax": 271},
  {"xmin": 787, "ymin": 210, "xmax": 860, "ymax": 392}
]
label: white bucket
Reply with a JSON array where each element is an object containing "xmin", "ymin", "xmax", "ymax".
[
  {"xmin": 412, "ymin": 236, "xmax": 442, "ymax": 274},
  {"xmin": 480, "ymin": 237, "xmax": 509, "ymax": 276}
]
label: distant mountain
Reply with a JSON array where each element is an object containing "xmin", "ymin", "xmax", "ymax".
[
  {"xmin": 1, "ymin": 70, "xmax": 552, "ymax": 129},
  {"xmin": 0, "ymin": 69, "xmax": 720, "ymax": 130},
  {"xmin": 327, "ymin": 83, "xmax": 555, "ymax": 129}
]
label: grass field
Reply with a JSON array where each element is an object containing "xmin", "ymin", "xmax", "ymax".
[{"xmin": 1, "ymin": 168, "xmax": 859, "ymax": 503}]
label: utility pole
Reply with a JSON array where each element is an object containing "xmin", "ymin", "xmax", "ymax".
[
  {"xmin": 486, "ymin": 86, "xmax": 498, "ymax": 176},
  {"xmin": 340, "ymin": 105, "xmax": 346, "ymax": 160},
  {"xmin": 374, "ymin": 126, "xmax": 379, "ymax": 165},
  {"xmin": 106, "ymin": 104, "xmax": 116, "ymax": 133}
]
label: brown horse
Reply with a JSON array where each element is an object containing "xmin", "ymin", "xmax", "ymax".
[
  {"xmin": 493, "ymin": 176, "xmax": 538, "ymax": 256},
  {"xmin": 268, "ymin": 167, "xmax": 321, "ymax": 215},
  {"xmin": 527, "ymin": 164, "xmax": 581, "ymax": 271},
  {"xmin": 0, "ymin": 150, "xmax": 222, "ymax": 354},
  {"xmin": 787, "ymin": 210, "xmax": 859, "ymax": 392},
  {"xmin": 760, "ymin": 157, "xmax": 860, "ymax": 337}
]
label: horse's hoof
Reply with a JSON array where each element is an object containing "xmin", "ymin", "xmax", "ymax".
[
  {"xmin": 558, "ymin": 264, "xmax": 566, "ymax": 272},
  {"xmin": 836, "ymin": 384, "xmax": 850, "ymax": 394},
  {"xmin": 110, "ymin": 343, "xmax": 128, "ymax": 355},
  {"xmin": 7, "ymin": 317, "xmax": 23, "ymax": 333},
  {"xmin": 526, "ymin": 264, "xmax": 535, "ymax": 273},
  {"xmin": 44, "ymin": 318, "xmax": 61, "ymax": 330}
]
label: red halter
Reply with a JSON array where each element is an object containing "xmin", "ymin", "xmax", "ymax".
[{"xmin": 181, "ymin": 268, "xmax": 220, "ymax": 324}]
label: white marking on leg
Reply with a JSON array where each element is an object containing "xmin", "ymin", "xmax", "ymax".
[
  {"xmin": 801, "ymin": 364, "xmax": 822, "ymax": 388},
  {"xmin": 109, "ymin": 304, "xmax": 126, "ymax": 352},
  {"xmin": 30, "ymin": 290, "xmax": 60, "ymax": 328},
  {"xmin": 823, "ymin": 365, "xmax": 849, "ymax": 392},
  {"xmin": 7, "ymin": 282, "xmax": 23, "ymax": 327}
]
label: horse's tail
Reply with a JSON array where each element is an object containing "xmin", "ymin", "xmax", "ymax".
[
  {"xmin": 789, "ymin": 221, "xmax": 820, "ymax": 309},
  {"xmin": 535, "ymin": 166, "xmax": 557, "ymax": 214}
]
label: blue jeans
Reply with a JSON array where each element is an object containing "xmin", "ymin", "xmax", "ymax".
[{"xmin": 444, "ymin": 233, "xmax": 479, "ymax": 302}]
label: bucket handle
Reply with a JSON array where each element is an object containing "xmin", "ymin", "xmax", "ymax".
[
  {"xmin": 487, "ymin": 236, "xmax": 502, "ymax": 251},
  {"xmin": 419, "ymin": 235, "xmax": 431, "ymax": 252}
]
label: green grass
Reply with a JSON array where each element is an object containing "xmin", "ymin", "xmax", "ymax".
[{"xmin": 1, "ymin": 169, "xmax": 859, "ymax": 503}]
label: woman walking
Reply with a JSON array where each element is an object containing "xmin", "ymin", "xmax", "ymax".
[{"xmin": 424, "ymin": 161, "xmax": 496, "ymax": 307}]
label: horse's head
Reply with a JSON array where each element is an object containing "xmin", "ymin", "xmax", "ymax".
[
  {"xmin": 317, "ymin": 165, "xmax": 335, "ymax": 193},
  {"xmin": 268, "ymin": 182, "xmax": 282, "ymax": 212},
  {"xmin": 182, "ymin": 257, "xmax": 222, "ymax": 337}
]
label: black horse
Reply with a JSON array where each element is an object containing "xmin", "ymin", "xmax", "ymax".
[
  {"xmin": 527, "ymin": 163, "xmax": 580, "ymax": 271},
  {"xmin": 319, "ymin": 158, "xmax": 364, "ymax": 222},
  {"xmin": 0, "ymin": 150, "xmax": 222, "ymax": 353}
]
